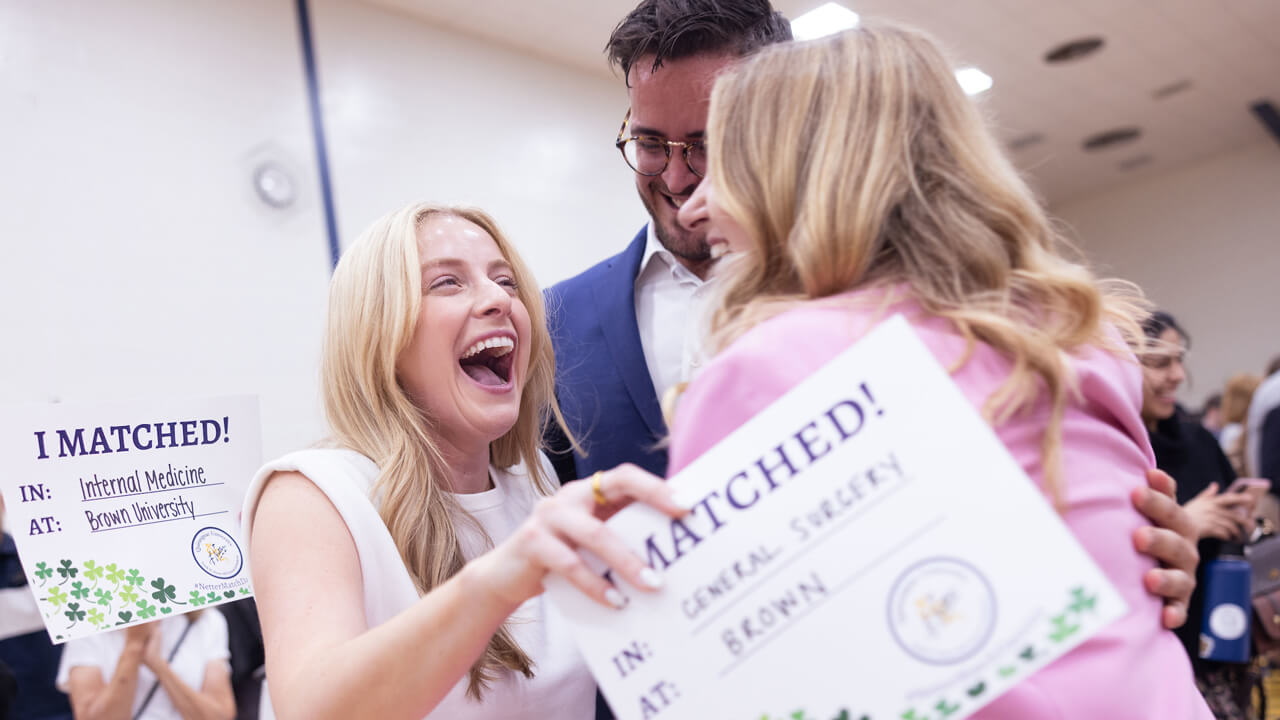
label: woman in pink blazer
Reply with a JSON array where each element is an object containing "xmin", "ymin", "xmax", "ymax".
[{"xmin": 671, "ymin": 22, "xmax": 1212, "ymax": 719}]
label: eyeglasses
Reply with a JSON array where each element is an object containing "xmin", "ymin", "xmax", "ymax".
[{"xmin": 615, "ymin": 109, "xmax": 707, "ymax": 177}]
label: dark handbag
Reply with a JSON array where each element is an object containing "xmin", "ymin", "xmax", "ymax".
[{"xmin": 1246, "ymin": 524, "xmax": 1280, "ymax": 654}]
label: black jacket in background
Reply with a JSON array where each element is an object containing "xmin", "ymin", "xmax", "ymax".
[{"xmin": 1149, "ymin": 413, "xmax": 1237, "ymax": 662}]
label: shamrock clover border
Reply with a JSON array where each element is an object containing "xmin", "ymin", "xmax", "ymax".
[
  {"xmin": 765, "ymin": 586, "xmax": 1102, "ymax": 720},
  {"xmin": 31, "ymin": 556, "xmax": 252, "ymax": 641}
]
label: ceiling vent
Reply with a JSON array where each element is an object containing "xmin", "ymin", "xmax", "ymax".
[
  {"xmin": 1008, "ymin": 132, "xmax": 1046, "ymax": 151},
  {"xmin": 1045, "ymin": 37, "xmax": 1105, "ymax": 64},
  {"xmin": 1083, "ymin": 127, "xmax": 1142, "ymax": 151},
  {"xmin": 1251, "ymin": 100, "xmax": 1280, "ymax": 147},
  {"xmin": 1153, "ymin": 79, "xmax": 1193, "ymax": 100}
]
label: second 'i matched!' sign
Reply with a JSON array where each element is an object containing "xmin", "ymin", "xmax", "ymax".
[
  {"xmin": 0, "ymin": 395, "xmax": 261, "ymax": 643},
  {"xmin": 545, "ymin": 316, "xmax": 1128, "ymax": 720}
]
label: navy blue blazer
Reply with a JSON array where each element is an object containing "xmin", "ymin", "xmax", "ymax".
[{"xmin": 544, "ymin": 227, "xmax": 668, "ymax": 483}]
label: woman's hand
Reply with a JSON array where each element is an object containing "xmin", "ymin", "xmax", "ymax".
[
  {"xmin": 140, "ymin": 622, "xmax": 168, "ymax": 672},
  {"xmin": 124, "ymin": 621, "xmax": 169, "ymax": 673},
  {"xmin": 68, "ymin": 622, "xmax": 156, "ymax": 720},
  {"xmin": 471, "ymin": 464, "xmax": 688, "ymax": 611},
  {"xmin": 1185, "ymin": 483, "xmax": 1253, "ymax": 541},
  {"xmin": 124, "ymin": 621, "xmax": 156, "ymax": 656}
]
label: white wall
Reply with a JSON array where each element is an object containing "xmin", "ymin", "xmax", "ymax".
[
  {"xmin": 0, "ymin": 0, "xmax": 332, "ymax": 460},
  {"xmin": 1053, "ymin": 139, "xmax": 1280, "ymax": 409},
  {"xmin": 310, "ymin": 0, "xmax": 649, "ymax": 285},
  {"xmin": 0, "ymin": 0, "xmax": 655, "ymax": 463}
]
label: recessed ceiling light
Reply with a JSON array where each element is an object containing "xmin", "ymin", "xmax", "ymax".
[
  {"xmin": 955, "ymin": 67, "xmax": 993, "ymax": 96},
  {"xmin": 1083, "ymin": 127, "xmax": 1142, "ymax": 151},
  {"xmin": 1044, "ymin": 37, "xmax": 1105, "ymax": 64},
  {"xmin": 791, "ymin": 3, "xmax": 860, "ymax": 41}
]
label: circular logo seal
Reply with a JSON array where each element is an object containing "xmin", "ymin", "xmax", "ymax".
[
  {"xmin": 887, "ymin": 557, "xmax": 997, "ymax": 665},
  {"xmin": 191, "ymin": 527, "xmax": 243, "ymax": 580},
  {"xmin": 1208, "ymin": 604, "xmax": 1248, "ymax": 641}
]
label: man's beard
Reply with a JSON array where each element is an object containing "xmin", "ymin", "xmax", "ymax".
[
  {"xmin": 642, "ymin": 193, "xmax": 711, "ymax": 264},
  {"xmin": 655, "ymin": 221, "xmax": 711, "ymax": 264}
]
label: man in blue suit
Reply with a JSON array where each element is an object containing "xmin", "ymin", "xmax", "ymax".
[
  {"xmin": 545, "ymin": 0, "xmax": 792, "ymax": 484},
  {"xmin": 544, "ymin": 6, "xmax": 792, "ymax": 718}
]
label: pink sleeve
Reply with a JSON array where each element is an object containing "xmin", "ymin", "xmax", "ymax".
[{"xmin": 1071, "ymin": 342, "xmax": 1157, "ymax": 468}]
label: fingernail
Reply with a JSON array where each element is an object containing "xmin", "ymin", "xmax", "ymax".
[
  {"xmin": 639, "ymin": 568, "xmax": 663, "ymax": 590},
  {"xmin": 605, "ymin": 588, "xmax": 629, "ymax": 609}
]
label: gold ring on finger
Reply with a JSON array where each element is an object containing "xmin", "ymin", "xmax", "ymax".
[{"xmin": 591, "ymin": 471, "xmax": 608, "ymax": 506}]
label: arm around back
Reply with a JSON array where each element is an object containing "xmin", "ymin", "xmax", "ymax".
[{"xmin": 1261, "ymin": 406, "xmax": 1280, "ymax": 485}]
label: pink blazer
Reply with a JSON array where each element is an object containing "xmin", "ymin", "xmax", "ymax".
[{"xmin": 668, "ymin": 291, "xmax": 1211, "ymax": 719}]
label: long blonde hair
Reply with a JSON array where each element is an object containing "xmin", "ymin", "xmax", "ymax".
[
  {"xmin": 321, "ymin": 202, "xmax": 567, "ymax": 698},
  {"xmin": 703, "ymin": 23, "xmax": 1147, "ymax": 501}
]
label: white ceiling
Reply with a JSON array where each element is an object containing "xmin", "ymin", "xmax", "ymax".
[{"xmin": 364, "ymin": 0, "xmax": 1280, "ymax": 204}]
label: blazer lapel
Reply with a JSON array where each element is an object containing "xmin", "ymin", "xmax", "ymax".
[{"xmin": 591, "ymin": 227, "xmax": 666, "ymax": 439}]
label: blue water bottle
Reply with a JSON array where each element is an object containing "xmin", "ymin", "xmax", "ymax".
[{"xmin": 1200, "ymin": 543, "xmax": 1252, "ymax": 663}]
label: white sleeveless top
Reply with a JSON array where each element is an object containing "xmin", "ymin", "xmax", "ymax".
[{"xmin": 242, "ymin": 448, "xmax": 595, "ymax": 720}]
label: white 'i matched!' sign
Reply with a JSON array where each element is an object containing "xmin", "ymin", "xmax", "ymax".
[
  {"xmin": 0, "ymin": 395, "xmax": 261, "ymax": 642},
  {"xmin": 545, "ymin": 316, "xmax": 1128, "ymax": 720}
]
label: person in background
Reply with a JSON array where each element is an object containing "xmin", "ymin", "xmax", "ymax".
[
  {"xmin": 1140, "ymin": 311, "xmax": 1259, "ymax": 719},
  {"xmin": 672, "ymin": 22, "xmax": 1212, "ymax": 717},
  {"xmin": 57, "ymin": 612, "xmax": 235, "ymax": 720},
  {"xmin": 244, "ymin": 204, "xmax": 685, "ymax": 720},
  {"xmin": 1219, "ymin": 373, "xmax": 1261, "ymax": 474},
  {"xmin": 2, "ymin": 658, "xmax": 14, "ymax": 720},
  {"xmin": 217, "ymin": 598, "xmax": 266, "ymax": 720},
  {"xmin": 0, "ymin": 494, "xmax": 74, "ymax": 720},
  {"xmin": 1202, "ymin": 392, "xmax": 1225, "ymax": 438},
  {"xmin": 1247, "ymin": 356, "xmax": 1280, "ymax": 486}
]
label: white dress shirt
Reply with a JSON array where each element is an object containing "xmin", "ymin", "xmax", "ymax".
[{"xmin": 633, "ymin": 225, "xmax": 715, "ymax": 411}]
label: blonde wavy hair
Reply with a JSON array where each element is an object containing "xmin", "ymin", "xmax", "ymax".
[
  {"xmin": 321, "ymin": 202, "xmax": 567, "ymax": 698},
  {"xmin": 1222, "ymin": 373, "xmax": 1261, "ymax": 426},
  {"xmin": 703, "ymin": 23, "xmax": 1147, "ymax": 502}
]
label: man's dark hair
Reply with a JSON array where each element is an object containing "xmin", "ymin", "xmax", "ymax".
[
  {"xmin": 1142, "ymin": 309, "xmax": 1189, "ymax": 346},
  {"xmin": 606, "ymin": 0, "xmax": 792, "ymax": 85}
]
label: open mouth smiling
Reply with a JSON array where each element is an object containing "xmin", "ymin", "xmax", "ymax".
[{"xmin": 458, "ymin": 335, "xmax": 515, "ymax": 388}]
